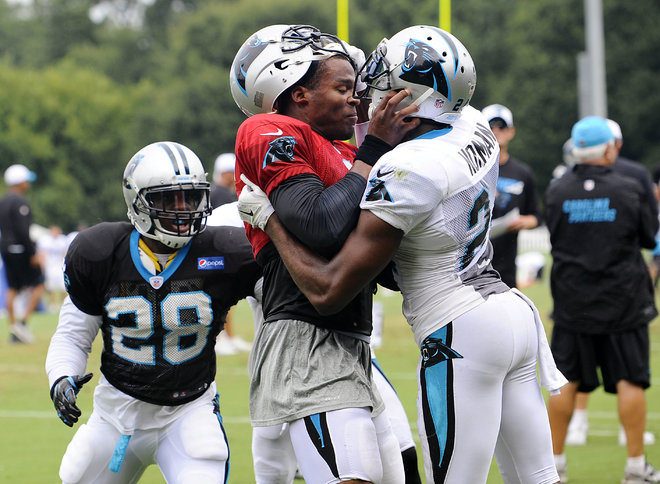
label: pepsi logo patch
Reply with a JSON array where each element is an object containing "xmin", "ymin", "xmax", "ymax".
[{"xmin": 198, "ymin": 257, "xmax": 225, "ymax": 270}]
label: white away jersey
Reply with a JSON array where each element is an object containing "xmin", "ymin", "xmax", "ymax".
[{"xmin": 361, "ymin": 106, "xmax": 509, "ymax": 346}]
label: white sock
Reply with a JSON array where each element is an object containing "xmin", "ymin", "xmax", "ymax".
[
  {"xmin": 573, "ymin": 409, "xmax": 588, "ymax": 425},
  {"xmin": 554, "ymin": 454, "xmax": 566, "ymax": 467},
  {"xmin": 626, "ymin": 455, "xmax": 645, "ymax": 474},
  {"xmin": 568, "ymin": 409, "xmax": 587, "ymax": 430}
]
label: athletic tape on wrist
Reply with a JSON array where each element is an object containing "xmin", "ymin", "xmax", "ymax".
[{"xmin": 355, "ymin": 135, "xmax": 393, "ymax": 167}]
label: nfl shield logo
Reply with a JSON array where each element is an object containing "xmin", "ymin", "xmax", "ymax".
[{"xmin": 149, "ymin": 276, "xmax": 164, "ymax": 289}]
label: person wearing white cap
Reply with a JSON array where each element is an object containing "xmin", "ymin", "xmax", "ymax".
[
  {"xmin": 607, "ymin": 119, "xmax": 659, "ymax": 224},
  {"xmin": 207, "ymin": 152, "xmax": 255, "ymax": 356},
  {"xmin": 481, "ymin": 103, "xmax": 539, "ymax": 289},
  {"xmin": 210, "ymin": 152, "xmax": 237, "ymax": 209},
  {"xmin": 545, "ymin": 116, "xmax": 660, "ymax": 483},
  {"xmin": 0, "ymin": 163, "xmax": 44, "ymax": 344}
]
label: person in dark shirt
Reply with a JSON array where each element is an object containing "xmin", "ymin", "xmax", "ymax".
[
  {"xmin": 565, "ymin": 119, "xmax": 659, "ymax": 449},
  {"xmin": 208, "ymin": 152, "xmax": 254, "ymax": 355},
  {"xmin": 45, "ymin": 141, "xmax": 262, "ymax": 483},
  {"xmin": 482, "ymin": 104, "xmax": 539, "ymax": 288},
  {"xmin": 608, "ymin": 118, "xmax": 659, "ymax": 228},
  {"xmin": 0, "ymin": 164, "xmax": 44, "ymax": 344},
  {"xmin": 545, "ymin": 117, "xmax": 660, "ymax": 483},
  {"xmin": 209, "ymin": 152, "xmax": 238, "ymax": 209}
]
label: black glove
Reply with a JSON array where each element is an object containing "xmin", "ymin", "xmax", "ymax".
[{"xmin": 50, "ymin": 373, "xmax": 93, "ymax": 427}]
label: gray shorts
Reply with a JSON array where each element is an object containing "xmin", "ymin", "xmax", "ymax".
[{"xmin": 248, "ymin": 319, "xmax": 384, "ymax": 427}]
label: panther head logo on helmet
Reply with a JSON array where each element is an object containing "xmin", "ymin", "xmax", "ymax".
[
  {"xmin": 358, "ymin": 25, "xmax": 476, "ymax": 125},
  {"xmin": 400, "ymin": 39, "xmax": 450, "ymax": 100}
]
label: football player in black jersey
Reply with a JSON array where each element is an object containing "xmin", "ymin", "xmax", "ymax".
[{"xmin": 45, "ymin": 141, "xmax": 262, "ymax": 483}]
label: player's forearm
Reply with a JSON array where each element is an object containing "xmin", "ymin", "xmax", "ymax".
[
  {"xmin": 45, "ymin": 297, "xmax": 101, "ymax": 388},
  {"xmin": 271, "ymin": 173, "xmax": 365, "ymax": 254}
]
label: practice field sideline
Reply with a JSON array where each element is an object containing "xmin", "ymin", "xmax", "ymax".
[{"xmin": 1, "ymin": 279, "xmax": 659, "ymax": 482}]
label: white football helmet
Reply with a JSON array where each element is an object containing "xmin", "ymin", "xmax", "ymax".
[
  {"xmin": 359, "ymin": 25, "xmax": 476, "ymax": 124},
  {"xmin": 122, "ymin": 141, "xmax": 211, "ymax": 249},
  {"xmin": 230, "ymin": 24, "xmax": 353, "ymax": 117}
]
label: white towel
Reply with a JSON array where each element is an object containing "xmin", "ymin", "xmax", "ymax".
[{"xmin": 511, "ymin": 288, "xmax": 568, "ymax": 395}]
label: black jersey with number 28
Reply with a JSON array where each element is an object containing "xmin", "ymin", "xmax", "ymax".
[{"xmin": 63, "ymin": 222, "xmax": 261, "ymax": 405}]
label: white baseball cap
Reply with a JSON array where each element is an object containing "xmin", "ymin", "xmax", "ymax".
[
  {"xmin": 606, "ymin": 119, "xmax": 623, "ymax": 141},
  {"xmin": 482, "ymin": 104, "xmax": 514, "ymax": 128},
  {"xmin": 4, "ymin": 164, "xmax": 36, "ymax": 186},
  {"xmin": 213, "ymin": 153, "xmax": 236, "ymax": 178}
]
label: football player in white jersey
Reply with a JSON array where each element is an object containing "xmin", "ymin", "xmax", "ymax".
[
  {"xmin": 46, "ymin": 142, "xmax": 262, "ymax": 483},
  {"xmin": 238, "ymin": 26, "xmax": 565, "ymax": 484}
]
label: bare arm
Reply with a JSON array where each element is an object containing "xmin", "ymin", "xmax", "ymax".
[
  {"xmin": 264, "ymin": 210, "xmax": 403, "ymax": 315},
  {"xmin": 507, "ymin": 213, "xmax": 539, "ymax": 232}
]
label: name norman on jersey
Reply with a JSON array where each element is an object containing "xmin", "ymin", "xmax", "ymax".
[{"xmin": 457, "ymin": 123, "xmax": 498, "ymax": 176}]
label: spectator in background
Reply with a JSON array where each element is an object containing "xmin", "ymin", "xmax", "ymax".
[
  {"xmin": 37, "ymin": 225, "xmax": 69, "ymax": 313},
  {"xmin": 208, "ymin": 152, "xmax": 252, "ymax": 355},
  {"xmin": 608, "ymin": 119, "xmax": 658, "ymax": 223},
  {"xmin": 210, "ymin": 152, "xmax": 237, "ymax": 209},
  {"xmin": 649, "ymin": 165, "xmax": 660, "ymax": 287},
  {"xmin": 551, "ymin": 138, "xmax": 577, "ymax": 182},
  {"xmin": 482, "ymin": 104, "xmax": 539, "ymax": 288},
  {"xmin": 545, "ymin": 116, "xmax": 660, "ymax": 483},
  {"xmin": 0, "ymin": 164, "xmax": 45, "ymax": 344}
]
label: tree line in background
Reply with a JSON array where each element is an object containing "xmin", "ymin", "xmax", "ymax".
[{"xmin": 0, "ymin": 0, "xmax": 658, "ymax": 232}]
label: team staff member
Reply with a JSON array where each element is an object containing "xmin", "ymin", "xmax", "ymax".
[
  {"xmin": 45, "ymin": 142, "xmax": 262, "ymax": 483},
  {"xmin": 482, "ymin": 104, "xmax": 539, "ymax": 288},
  {"xmin": 239, "ymin": 25, "xmax": 563, "ymax": 484},
  {"xmin": 229, "ymin": 24, "xmax": 418, "ymax": 484},
  {"xmin": 545, "ymin": 117, "xmax": 660, "ymax": 483},
  {"xmin": 0, "ymin": 163, "xmax": 45, "ymax": 343}
]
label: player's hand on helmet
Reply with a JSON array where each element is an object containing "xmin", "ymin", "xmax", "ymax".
[
  {"xmin": 51, "ymin": 373, "xmax": 93, "ymax": 427},
  {"xmin": 238, "ymin": 174, "xmax": 274, "ymax": 231},
  {"xmin": 367, "ymin": 89, "xmax": 421, "ymax": 146}
]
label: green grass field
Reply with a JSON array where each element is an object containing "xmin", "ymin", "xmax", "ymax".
[{"xmin": 1, "ymin": 276, "xmax": 659, "ymax": 483}]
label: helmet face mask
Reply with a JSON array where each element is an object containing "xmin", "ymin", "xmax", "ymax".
[
  {"xmin": 123, "ymin": 142, "xmax": 211, "ymax": 249},
  {"xmin": 356, "ymin": 26, "xmax": 477, "ymax": 124},
  {"xmin": 230, "ymin": 24, "xmax": 352, "ymax": 117},
  {"xmin": 280, "ymin": 25, "xmax": 350, "ymax": 58}
]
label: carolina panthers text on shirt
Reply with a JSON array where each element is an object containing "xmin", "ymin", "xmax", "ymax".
[
  {"xmin": 457, "ymin": 123, "xmax": 498, "ymax": 176},
  {"xmin": 562, "ymin": 198, "xmax": 616, "ymax": 223}
]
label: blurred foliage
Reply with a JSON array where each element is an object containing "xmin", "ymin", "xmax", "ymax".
[{"xmin": 0, "ymin": 0, "xmax": 658, "ymax": 232}]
